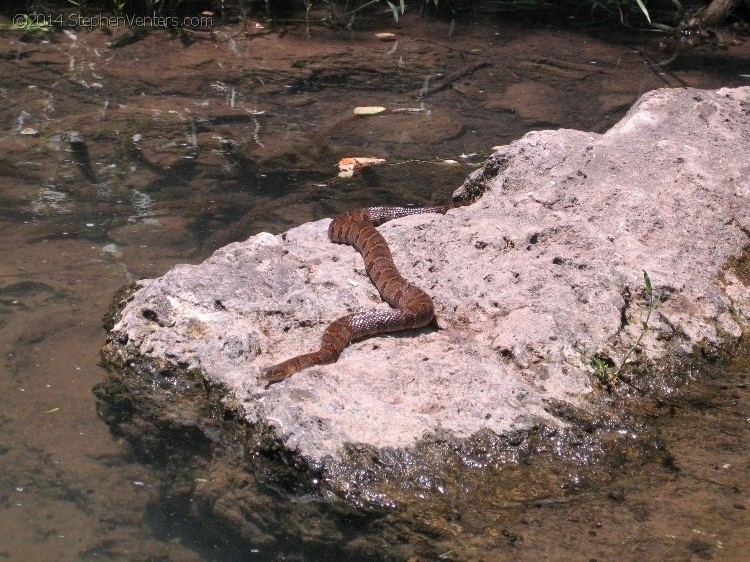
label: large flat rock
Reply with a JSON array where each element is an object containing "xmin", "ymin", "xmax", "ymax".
[{"xmin": 103, "ymin": 86, "xmax": 750, "ymax": 468}]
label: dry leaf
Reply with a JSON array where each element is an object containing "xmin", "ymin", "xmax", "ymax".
[
  {"xmin": 338, "ymin": 157, "xmax": 386, "ymax": 177},
  {"xmin": 353, "ymin": 106, "xmax": 386, "ymax": 116}
]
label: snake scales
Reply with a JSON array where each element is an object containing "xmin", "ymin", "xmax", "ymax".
[{"xmin": 260, "ymin": 204, "xmax": 457, "ymax": 384}]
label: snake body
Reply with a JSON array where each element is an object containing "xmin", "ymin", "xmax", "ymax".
[{"xmin": 260, "ymin": 204, "xmax": 453, "ymax": 384}]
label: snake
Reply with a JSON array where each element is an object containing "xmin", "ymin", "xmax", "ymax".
[{"xmin": 260, "ymin": 204, "xmax": 456, "ymax": 384}]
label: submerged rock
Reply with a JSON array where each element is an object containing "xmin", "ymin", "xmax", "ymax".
[{"xmin": 99, "ymin": 87, "xmax": 749, "ymax": 511}]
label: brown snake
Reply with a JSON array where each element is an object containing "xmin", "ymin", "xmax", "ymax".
[{"xmin": 260, "ymin": 204, "xmax": 456, "ymax": 384}]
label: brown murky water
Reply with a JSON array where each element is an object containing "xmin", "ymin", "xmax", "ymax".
[{"xmin": 0, "ymin": 10, "xmax": 748, "ymax": 560}]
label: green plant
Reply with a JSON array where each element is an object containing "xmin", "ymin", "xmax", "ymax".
[
  {"xmin": 145, "ymin": 0, "xmax": 163, "ymax": 15},
  {"xmin": 590, "ymin": 355, "xmax": 613, "ymax": 386},
  {"xmin": 320, "ymin": 0, "xmax": 406, "ymax": 28},
  {"xmin": 618, "ymin": 270, "xmax": 661, "ymax": 370},
  {"xmin": 385, "ymin": 0, "xmax": 406, "ymax": 22},
  {"xmin": 589, "ymin": 0, "xmax": 682, "ymax": 30},
  {"xmin": 67, "ymin": 0, "xmax": 89, "ymax": 11},
  {"xmin": 591, "ymin": 270, "xmax": 662, "ymax": 389},
  {"xmin": 112, "ymin": 0, "xmax": 127, "ymax": 15},
  {"xmin": 634, "ymin": 0, "xmax": 652, "ymax": 23}
]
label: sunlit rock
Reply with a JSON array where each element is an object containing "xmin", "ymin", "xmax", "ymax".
[{"xmin": 100, "ymin": 86, "xmax": 750, "ymax": 506}]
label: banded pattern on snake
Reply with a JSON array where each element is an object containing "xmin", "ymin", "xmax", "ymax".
[{"xmin": 260, "ymin": 204, "xmax": 454, "ymax": 384}]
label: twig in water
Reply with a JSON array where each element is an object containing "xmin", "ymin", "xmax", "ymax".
[
  {"xmin": 418, "ymin": 62, "xmax": 491, "ymax": 100},
  {"xmin": 631, "ymin": 46, "xmax": 686, "ymax": 87}
]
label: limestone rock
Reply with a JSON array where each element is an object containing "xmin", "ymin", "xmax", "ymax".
[{"xmin": 102, "ymin": 86, "xmax": 750, "ymax": 474}]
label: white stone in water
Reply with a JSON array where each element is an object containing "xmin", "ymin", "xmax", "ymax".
[{"xmin": 106, "ymin": 87, "xmax": 750, "ymax": 463}]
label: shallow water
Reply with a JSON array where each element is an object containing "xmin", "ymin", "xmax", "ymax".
[{"xmin": 0, "ymin": 10, "xmax": 748, "ymax": 560}]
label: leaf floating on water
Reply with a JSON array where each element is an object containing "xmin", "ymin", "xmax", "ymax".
[
  {"xmin": 337, "ymin": 157, "xmax": 386, "ymax": 177},
  {"xmin": 353, "ymin": 106, "xmax": 386, "ymax": 116},
  {"xmin": 339, "ymin": 156, "xmax": 386, "ymax": 168}
]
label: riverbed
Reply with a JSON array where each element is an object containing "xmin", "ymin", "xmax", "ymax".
[{"xmin": 0, "ymin": 10, "xmax": 748, "ymax": 560}]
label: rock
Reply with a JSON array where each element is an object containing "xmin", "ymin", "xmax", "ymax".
[{"xmin": 100, "ymin": 87, "xmax": 750, "ymax": 505}]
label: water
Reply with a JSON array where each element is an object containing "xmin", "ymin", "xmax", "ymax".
[{"xmin": 0, "ymin": 12, "xmax": 748, "ymax": 560}]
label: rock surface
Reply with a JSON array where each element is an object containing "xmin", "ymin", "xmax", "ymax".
[{"xmin": 103, "ymin": 86, "xmax": 750, "ymax": 470}]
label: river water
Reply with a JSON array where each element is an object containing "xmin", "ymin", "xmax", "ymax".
[{"xmin": 0, "ymin": 10, "xmax": 748, "ymax": 561}]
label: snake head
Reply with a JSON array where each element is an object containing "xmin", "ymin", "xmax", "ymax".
[{"xmin": 259, "ymin": 362, "xmax": 296, "ymax": 387}]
